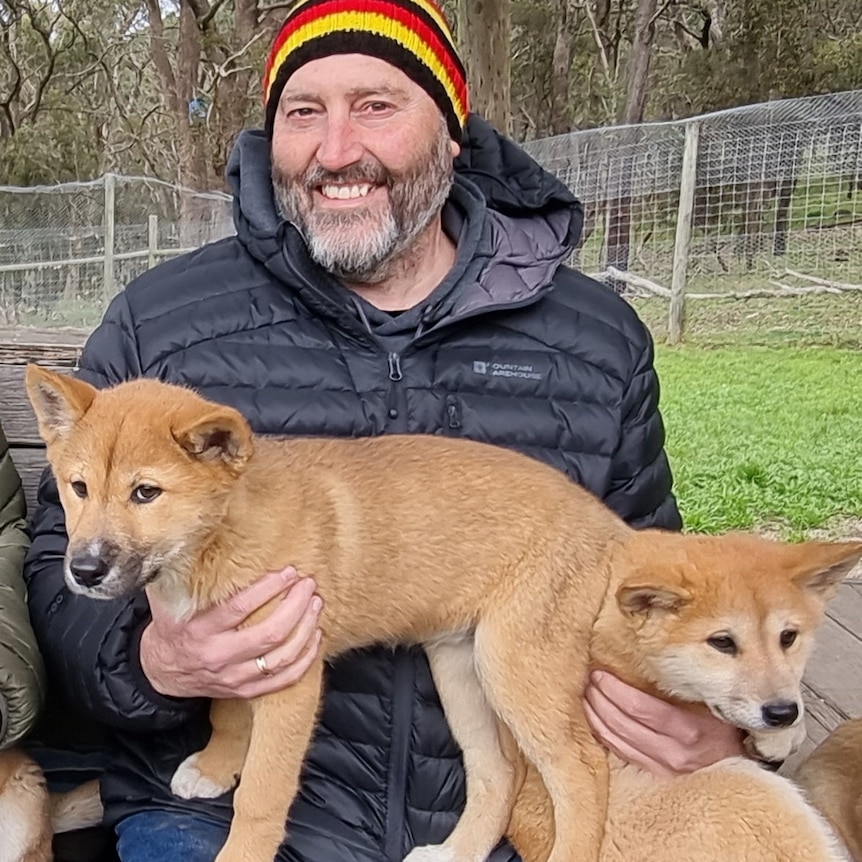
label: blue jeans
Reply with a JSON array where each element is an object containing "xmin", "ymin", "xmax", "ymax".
[
  {"xmin": 114, "ymin": 811, "xmax": 520, "ymax": 862},
  {"xmin": 116, "ymin": 811, "xmax": 227, "ymax": 862}
]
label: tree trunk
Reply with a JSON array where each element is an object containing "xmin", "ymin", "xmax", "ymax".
[
  {"xmin": 457, "ymin": 0, "xmax": 512, "ymax": 135},
  {"xmin": 621, "ymin": 0, "xmax": 658, "ymax": 126},
  {"xmin": 605, "ymin": 0, "xmax": 658, "ymax": 286},
  {"xmin": 549, "ymin": 0, "xmax": 574, "ymax": 136}
]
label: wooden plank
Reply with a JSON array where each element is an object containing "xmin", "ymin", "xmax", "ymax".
[
  {"xmin": 826, "ymin": 581, "xmax": 862, "ymax": 634},
  {"xmin": 0, "ymin": 342, "xmax": 83, "ymax": 365},
  {"xmin": 802, "ymin": 610, "xmax": 862, "ymax": 717},
  {"xmin": 1, "ymin": 365, "xmax": 40, "ymax": 445},
  {"xmin": 782, "ymin": 682, "xmax": 842, "ymax": 774},
  {"xmin": 0, "ymin": 327, "xmax": 86, "ymax": 366},
  {"xmin": 0, "ymin": 364, "xmax": 75, "ymax": 445},
  {"xmin": 0, "ymin": 326, "xmax": 89, "ymax": 345},
  {"xmin": 8, "ymin": 446, "xmax": 48, "ymax": 517}
]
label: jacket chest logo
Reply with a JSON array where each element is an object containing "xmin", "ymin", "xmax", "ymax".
[{"xmin": 472, "ymin": 360, "xmax": 544, "ymax": 381}]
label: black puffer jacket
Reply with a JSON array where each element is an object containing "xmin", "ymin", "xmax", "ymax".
[{"xmin": 25, "ymin": 115, "xmax": 681, "ymax": 861}]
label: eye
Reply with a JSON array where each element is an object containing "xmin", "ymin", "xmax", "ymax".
[
  {"xmin": 780, "ymin": 629, "xmax": 798, "ymax": 649},
  {"xmin": 71, "ymin": 481, "xmax": 87, "ymax": 499},
  {"xmin": 707, "ymin": 634, "xmax": 738, "ymax": 655},
  {"xmin": 131, "ymin": 485, "xmax": 162, "ymax": 504},
  {"xmin": 284, "ymin": 105, "xmax": 318, "ymax": 120},
  {"xmin": 360, "ymin": 100, "xmax": 394, "ymax": 116}
]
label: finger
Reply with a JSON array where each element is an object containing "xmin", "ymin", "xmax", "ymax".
[
  {"xmin": 228, "ymin": 576, "xmax": 318, "ymax": 663},
  {"xmin": 239, "ymin": 629, "xmax": 323, "ymax": 699},
  {"xmin": 590, "ymin": 671, "xmax": 682, "ymax": 731},
  {"xmin": 263, "ymin": 595, "xmax": 323, "ymax": 672},
  {"xmin": 205, "ymin": 567, "xmax": 300, "ymax": 634},
  {"xmin": 584, "ymin": 699, "xmax": 673, "ymax": 778},
  {"xmin": 585, "ymin": 679, "xmax": 660, "ymax": 744}
]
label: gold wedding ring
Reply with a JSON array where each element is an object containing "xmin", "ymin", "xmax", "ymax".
[{"xmin": 255, "ymin": 654, "xmax": 273, "ymax": 676}]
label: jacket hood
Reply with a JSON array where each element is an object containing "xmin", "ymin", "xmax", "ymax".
[{"xmin": 225, "ymin": 114, "xmax": 583, "ymax": 330}]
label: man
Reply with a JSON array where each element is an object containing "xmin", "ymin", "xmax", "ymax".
[{"xmin": 25, "ymin": 1, "xmax": 743, "ymax": 859}]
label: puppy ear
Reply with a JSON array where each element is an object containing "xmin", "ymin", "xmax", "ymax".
[
  {"xmin": 617, "ymin": 582, "xmax": 691, "ymax": 617},
  {"xmin": 791, "ymin": 540, "xmax": 862, "ymax": 601},
  {"xmin": 173, "ymin": 407, "xmax": 253, "ymax": 472},
  {"xmin": 25, "ymin": 364, "xmax": 98, "ymax": 445}
]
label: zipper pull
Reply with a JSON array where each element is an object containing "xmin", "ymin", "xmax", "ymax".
[
  {"xmin": 387, "ymin": 352, "xmax": 403, "ymax": 381},
  {"xmin": 446, "ymin": 395, "xmax": 462, "ymax": 430}
]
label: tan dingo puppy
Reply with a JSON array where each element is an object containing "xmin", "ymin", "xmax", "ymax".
[
  {"xmin": 795, "ymin": 719, "xmax": 862, "ymax": 861},
  {"xmin": 0, "ymin": 748, "xmax": 102, "ymax": 862},
  {"xmin": 25, "ymin": 365, "xmax": 862, "ymax": 862},
  {"xmin": 505, "ymin": 530, "xmax": 858, "ymax": 862}
]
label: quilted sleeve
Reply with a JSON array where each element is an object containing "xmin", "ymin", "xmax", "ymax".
[{"xmin": 603, "ymin": 324, "xmax": 683, "ymax": 532}]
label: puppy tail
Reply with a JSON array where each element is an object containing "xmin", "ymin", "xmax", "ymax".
[{"xmin": 50, "ymin": 780, "xmax": 103, "ymax": 834}]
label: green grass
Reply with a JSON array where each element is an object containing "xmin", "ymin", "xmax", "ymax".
[{"xmin": 655, "ymin": 345, "xmax": 862, "ymax": 538}]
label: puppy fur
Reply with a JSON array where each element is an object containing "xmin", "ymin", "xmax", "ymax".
[{"xmin": 25, "ymin": 366, "xmax": 862, "ymax": 862}]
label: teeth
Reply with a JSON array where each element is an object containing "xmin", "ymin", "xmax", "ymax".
[{"xmin": 321, "ymin": 184, "xmax": 372, "ymax": 200}]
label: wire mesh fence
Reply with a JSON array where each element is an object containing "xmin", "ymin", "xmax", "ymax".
[
  {"xmin": 0, "ymin": 90, "xmax": 860, "ymax": 340},
  {"xmin": 0, "ymin": 175, "xmax": 233, "ymax": 328},
  {"xmin": 523, "ymin": 89, "xmax": 862, "ymax": 341}
]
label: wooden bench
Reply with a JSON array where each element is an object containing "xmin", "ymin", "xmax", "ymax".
[{"xmin": 0, "ymin": 333, "xmax": 86, "ymax": 513}]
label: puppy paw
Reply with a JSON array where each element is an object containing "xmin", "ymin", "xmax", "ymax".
[
  {"xmin": 403, "ymin": 846, "xmax": 457, "ymax": 862},
  {"xmin": 170, "ymin": 752, "xmax": 234, "ymax": 799},
  {"xmin": 745, "ymin": 722, "xmax": 806, "ymax": 763}
]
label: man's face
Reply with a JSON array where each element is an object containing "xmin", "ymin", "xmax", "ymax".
[{"xmin": 271, "ymin": 54, "xmax": 460, "ymax": 283}]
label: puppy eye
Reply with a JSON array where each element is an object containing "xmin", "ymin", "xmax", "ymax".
[
  {"xmin": 71, "ymin": 481, "xmax": 88, "ymax": 499},
  {"xmin": 780, "ymin": 629, "xmax": 798, "ymax": 649},
  {"xmin": 707, "ymin": 635, "xmax": 738, "ymax": 655},
  {"xmin": 131, "ymin": 485, "xmax": 162, "ymax": 504}
]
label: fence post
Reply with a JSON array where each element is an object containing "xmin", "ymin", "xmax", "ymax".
[
  {"xmin": 668, "ymin": 120, "xmax": 700, "ymax": 344},
  {"xmin": 103, "ymin": 173, "xmax": 116, "ymax": 301},
  {"xmin": 148, "ymin": 214, "xmax": 158, "ymax": 270}
]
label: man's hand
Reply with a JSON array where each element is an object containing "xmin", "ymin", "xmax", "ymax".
[
  {"xmin": 140, "ymin": 566, "xmax": 323, "ymax": 700},
  {"xmin": 584, "ymin": 670, "xmax": 745, "ymax": 776}
]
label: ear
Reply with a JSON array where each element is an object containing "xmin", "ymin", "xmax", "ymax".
[
  {"xmin": 617, "ymin": 582, "xmax": 692, "ymax": 617},
  {"xmin": 25, "ymin": 364, "xmax": 98, "ymax": 445},
  {"xmin": 173, "ymin": 407, "xmax": 253, "ymax": 472},
  {"xmin": 791, "ymin": 540, "xmax": 862, "ymax": 601}
]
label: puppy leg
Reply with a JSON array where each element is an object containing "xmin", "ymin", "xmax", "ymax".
[
  {"xmin": 404, "ymin": 636, "xmax": 522, "ymax": 862},
  {"xmin": 474, "ymin": 618, "xmax": 608, "ymax": 862},
  {"xmin": 171, "ymin": 699, "xmax": 252, "ymax": 799},
  {"xmin": 0, "ymin": 749, "xmax": 53, "ymax": 862},
  {"xmin": 214, "ymin": 656, "xmax": 324, "ymax": 862}
]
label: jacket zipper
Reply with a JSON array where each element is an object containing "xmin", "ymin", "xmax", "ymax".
[
  {"xmin": 386, "ymin": 352, "xmax": 408, "ymax": 429},
  {"xmin": 382, "ymin": 349, "xmax": 412, "ymax": 858},
  {"xmin": 384, "ymin": 652, "xmax": 416, "ymax": 860}
]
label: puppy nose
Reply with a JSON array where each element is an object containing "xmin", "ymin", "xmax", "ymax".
[
  {"xmin": 762, "ymin": 701, "xmax": 799, "ymax": 727},
  {"xmin": 69, "ymin": 554, "xmax": 110, "ymax": 587}
]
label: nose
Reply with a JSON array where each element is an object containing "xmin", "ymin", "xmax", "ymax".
[
  {"xmin": 68, "ymin": 553, "xmax": 111, "ymax": 587},
  {"xmin": 762, "ymin": 701, "xmax": 799, "ymax": 727},
  {"xmin": 316, "ymin": 114, "xmax": 363, "ymax": 171}
]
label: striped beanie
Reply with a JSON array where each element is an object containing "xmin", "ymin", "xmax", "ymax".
[{"xmin": 263, "ymin": 0, "xmax": 468, "ymax": 141}]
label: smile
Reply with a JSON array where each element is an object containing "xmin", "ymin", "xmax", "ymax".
[{"xmin": 319, "ymin": 184, "xmax": 374, "ymax": 200}]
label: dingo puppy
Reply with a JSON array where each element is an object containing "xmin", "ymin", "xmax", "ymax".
[
  {"xmin": 25, "ymin": 365, "xmax": 862, "ymax": 862},
  {"xmin": 0, "ymin": 748, "xmax": 103, "ymax": 862},
  {"xmin": 503, "ymin": 530, "xmax": 859, "ymax": 862},
  {"xmin": 795, "ymin": 719, "xmax": 862, "ymax": 861}
]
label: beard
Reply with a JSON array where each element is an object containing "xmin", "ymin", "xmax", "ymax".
[{"xmin": 272, "ymin": 117, "xmax": 454, "ymax": 284}]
